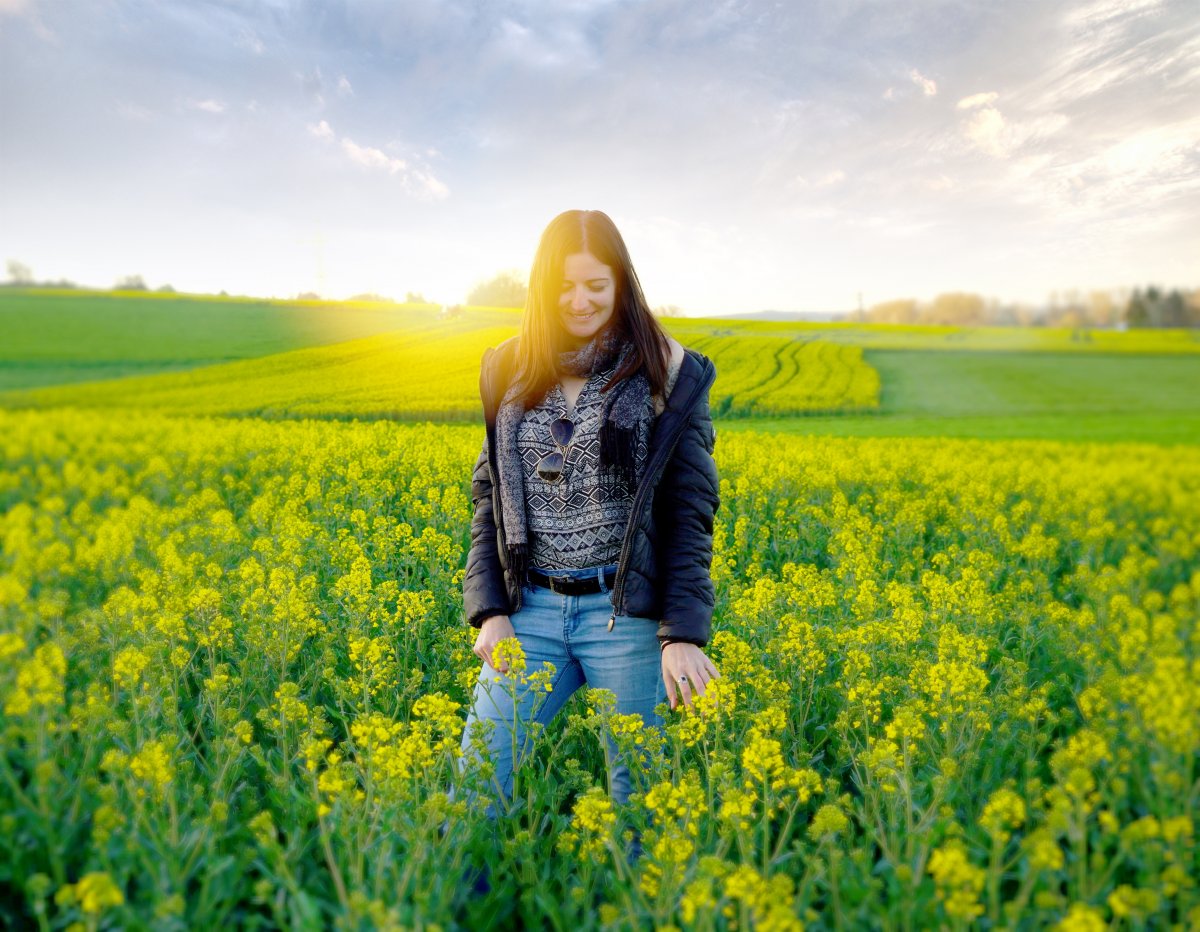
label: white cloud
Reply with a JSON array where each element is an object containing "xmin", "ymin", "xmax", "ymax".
[
  {"xmin": 341, "ymin": 137, "xmax": 408, "ymax": 174},
  {"xmin": 1071, "ymin": 117, "xmax": 1200, "ymax": 210},
  {"xmin": 306, "ymin": 119, "xmax": 449, "ymax": 199},
  {"xmin": 957, "ymin": 91, "xmax": 999, "ymax": 110},
  {"xmin": 909, "ymin": 68, "xmax": 937, "ymax": 96},
  {"xmin": 337, "ymin": 74, "xmax": 353, "ymax": 96},
  {"xmin": 412, "ymin": 170, "xmax": 450, "ymax": 200},
  {"xmin": 1027, "ymin": 0, "xmax": 1198, "ymax": 112},
  {"xmin": 1064, "ymin": 0, "xmax": 1164, "ymax": 29},
  {"xmin": 321, "ymin": 130, "xmax": 451, "ymax": 199},
  {"xmin": 818, "ymin": 169, "xmax": 846, "ymax": 186},
  {"xmin": 963, "ymin": 106, "xmax": 1012, "ymax": 157},
  {"xmin": 961, "ymin": 105, "xmax": 1070, "ymax": 159},
  {"xmin": 192, "ymin": 98, "xmax": 226, "ymax": 114},
  {"xmin": 0, "ymin": 0, "xmax": 30, "ymax": 14}
]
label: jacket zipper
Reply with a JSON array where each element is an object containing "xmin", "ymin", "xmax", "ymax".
[{"xmin": 607, "ymin": 359, "xmax": 716, "ymax": 632}]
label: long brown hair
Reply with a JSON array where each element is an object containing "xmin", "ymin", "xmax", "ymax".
[{"xmin": 512, "ymin": 210, "xmax": 670, "ymax": 408}]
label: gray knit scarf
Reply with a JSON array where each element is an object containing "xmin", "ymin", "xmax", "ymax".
[{"xmin": 495, "ymin": 328, "xmax": 653, "ymax": 589}]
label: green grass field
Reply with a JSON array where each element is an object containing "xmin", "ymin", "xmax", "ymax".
[
  {"xmin": 718, "ymin": 350, "xmax": 1200, "ymax": 444},
  {"xmin": 0, "ymin": 288, "xmax": 519, "ymax": 391},
  {"xmin": 667, "ymin": 315, "xmax": 1200, "ymax": 353},
  {"xmin": 3, "ymin": 289, "xmax": 1199, "ymax": 443}
]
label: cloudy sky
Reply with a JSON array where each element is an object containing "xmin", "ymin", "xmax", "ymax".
[{"xmin": 1, "ymin": 0, "xmax": 1197, "ymax": 313}]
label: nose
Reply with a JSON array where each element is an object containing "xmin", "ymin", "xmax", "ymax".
[{"xmin": 570, "ymin": 287, "xmax": 590, "ymax": 311}]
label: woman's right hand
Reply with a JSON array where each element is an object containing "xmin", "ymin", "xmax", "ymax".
[{"xmin": 473, "ymin": 614, "xmax": 516, "ymax": 673}]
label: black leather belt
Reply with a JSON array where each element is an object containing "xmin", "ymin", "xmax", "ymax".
[{"xmin": 529, "ymin": 567, "xmax": 617, "ymax": 595}]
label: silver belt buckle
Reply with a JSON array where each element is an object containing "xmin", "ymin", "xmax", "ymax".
[{"xmin": 549, "ymin": 574, "xmax": 573, "ymax": 594}]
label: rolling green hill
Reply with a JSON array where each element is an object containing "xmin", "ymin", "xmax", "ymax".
[
  {"xmin": 0, "ymin": 288, "xmax": 519, "ymax": 391},
  {"xmin": 3, "ymin": 289, "xmax": 1199, "ymax": 443}
]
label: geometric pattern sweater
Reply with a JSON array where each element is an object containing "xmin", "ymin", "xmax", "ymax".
[{"xmin": 517, "ymin": 359, "xmax": 680, "ymax": 571}]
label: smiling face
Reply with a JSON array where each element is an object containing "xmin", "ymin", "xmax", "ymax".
[{"xmin": 557, "ymin": 251, "xmax": 616, "ymax": 348}]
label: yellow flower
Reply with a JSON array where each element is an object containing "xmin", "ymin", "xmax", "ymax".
[
  {"xmin": 129, "ymin": 738, "xmax": 174, "ymax": 800},
  {"xmin": 5, "ymin": 642, "xmax": 67, "ymax": 716},
  {"xmin": 719, "ymin": 787, "xmax": 756, "ymax": 833},
  {"xmin": 492, "ymin": 637, "xmax": 527, "ymax": 677},
  {"xmin": 566, "ymin": 786, "xmax": 615, "ymax": 859},
  {"xmin": 62, "ymin": 872, "xmax": 124, "ymax": 915},
  {"xmin": 927, "ymin": 839, "xmax": 984, "ymax": 921},
  {"xmin": 809, "ymin": 804, "xmax": 849, "ymax": 840},
  {"xmin": 1106, "ymin": 885, "xmax": 1159, "ymax": 921},
  {"xmin": 1024, "ymin": 828, "xmax": 1065, "ymax": 872},
  {"xmin": 0, "ymin": 632, "xmax": 25, "ymax": 661},
  {"xmin": 1055, "ymin": 902, "xmax": 1107, "ymax": 931},
  {"xmin": 979, "ymin": 787, "xmax": 1026, "ymax": 842},
  {"xmin": 113, "ymin": 646, "xmax": 151, "ymax": 690}
]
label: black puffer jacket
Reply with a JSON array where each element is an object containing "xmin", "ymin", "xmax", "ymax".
[{"xmin": 462, "ymin": 337, "xmax": 720, "ymax": 647}]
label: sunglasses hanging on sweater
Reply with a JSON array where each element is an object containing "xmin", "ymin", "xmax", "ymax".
[{"xmin": 536, "ymin": 416, "xmax": 575, "ymax": 482}]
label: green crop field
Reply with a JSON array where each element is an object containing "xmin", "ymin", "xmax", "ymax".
[
  {"xmin": 3, "ymin": 290, "xmax": 1200, "ymax": 442},
  {"xmin": 0, "ymin": 288, "xmax": 519, "ymax": 392},
  {"xmin": 719, "ymin": 350, "xmax": 1200, "ymax": 444}
]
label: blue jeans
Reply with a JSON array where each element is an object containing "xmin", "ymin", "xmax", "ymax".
[{"xmin": 458, "ymin": 563, "xmax": 667, "ymax": 816}]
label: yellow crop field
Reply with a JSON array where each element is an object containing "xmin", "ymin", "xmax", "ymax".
[
  {"xmin": 3, "ymin": 324, "xmax": 520, "ymax": 420},
  {"xmin": 688, "ymin": 336, "xmax": 880, "ymax": 415},
  {"xmin": 3, "ymin": 326, "xmax": 879, "ymax": 420},
  {"xmin": 1, "ymin": 408, "xmax": 1196, "ymax": 928}
]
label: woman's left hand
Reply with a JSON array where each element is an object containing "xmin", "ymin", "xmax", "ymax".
[{"xmin": 661, "ymin": 643, "xmax": 720, "ymax": 711}]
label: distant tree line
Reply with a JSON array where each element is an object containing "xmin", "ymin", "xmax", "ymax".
[
  {"xmin": 4, "ymin": 261, "xmax": 180, "ymax": 293},
  {"xmin": 849, "ymin": 287, "xmax": 1200, "ymax": 328},
  {"xmin": 8, "ymin": 256, "xmax": 1197, "ymax": 327},
  {"xmin": 4, "ymin": 260, "xmax": 79, "ymax": 290},
  {"xmin": 467, "ymin": 271, "xmax": 527, "ymax": 308}
]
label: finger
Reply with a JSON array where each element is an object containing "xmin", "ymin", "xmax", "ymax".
[
  {"xmin": 663, "ymin": 671, "xmax": 678, "ymax": 710},
  {"xmin": 677, "ymin": 676, "xmax": 694, "ymax": 709}
]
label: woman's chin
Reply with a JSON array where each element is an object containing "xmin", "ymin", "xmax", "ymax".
[{"xmin": 560, "ymin": 317, "xmax": 611, "ymax": 346}]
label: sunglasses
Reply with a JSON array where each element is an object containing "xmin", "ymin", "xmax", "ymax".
[{"xmin": 536, "ymin": 417, "xmax": 575, "ymax": 483}]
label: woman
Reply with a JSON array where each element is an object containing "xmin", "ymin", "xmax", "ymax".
[{"xmin": 459, "ymin": 209, "xmax": 721, "ymax": 819}]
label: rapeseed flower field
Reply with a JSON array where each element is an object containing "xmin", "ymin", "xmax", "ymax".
[{"xmin": 1, "ymin": 407, "xmax": 1196, "ymax": 929}]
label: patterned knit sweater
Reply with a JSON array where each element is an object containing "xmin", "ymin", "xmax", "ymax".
[{"xmin": 518, "ymin": 359, "xmax": 680, "ymax": 570}]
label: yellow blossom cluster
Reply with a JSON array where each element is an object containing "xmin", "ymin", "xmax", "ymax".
[{"xmin": 1, "ymin": 408, "xmax": 1198, "ymax": 928}]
